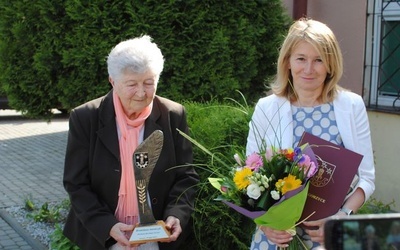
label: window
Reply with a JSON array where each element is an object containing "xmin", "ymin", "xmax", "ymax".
[{"xmin": 364, "ymin": 0, "xmax": 400, "ymax": 112}]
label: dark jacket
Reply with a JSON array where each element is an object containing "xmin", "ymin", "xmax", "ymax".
[{"xmin": 63, "ymin": 91, "xmax": 199, "ymax": 249}]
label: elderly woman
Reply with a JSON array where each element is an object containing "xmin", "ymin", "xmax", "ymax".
[
  {"xmin": 63, "ymin": 35, "xmax": 199, "ymax": 250},
  {"xmin": 247, "ymin": 18, "xmax": 375, "ymax": 249}
]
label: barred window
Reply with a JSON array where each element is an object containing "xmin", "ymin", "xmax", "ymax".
[{"xmin": 364, "ymin": 0, "xmax": 400, "ymax": 112}]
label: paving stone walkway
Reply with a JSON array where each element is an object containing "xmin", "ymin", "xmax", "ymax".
[{"xmin": 0, "ymin": 110, "xmax": 69, "ymax": 249}]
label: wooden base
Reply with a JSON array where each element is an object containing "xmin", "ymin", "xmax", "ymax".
[{"xmin": 129, "ymin": 221, "xmax": 171, "ymax": 245}]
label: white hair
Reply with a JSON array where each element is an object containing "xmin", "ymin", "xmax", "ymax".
[{"xmin": 107, "ymin": 35, "xmax": 164, "ymax": 82}]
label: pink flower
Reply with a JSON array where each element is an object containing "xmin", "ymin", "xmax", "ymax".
[
  {"xmin": 265, "ymin": 147, "xmax": 273, "ymax": 161},
  {"xmin": 298, "ymin": 154, "xmax": 312, "ymax": 167},
  {"xmin": 246, "ymin": 153, "xmax": 263, "ymax": 171},
  {"xmin": 299, "ymin": 155, "xmax": 317, "ymax": 178},
  {"xmin": 306, "ymin": 162, "xmax": 317, "ymax": 178}
]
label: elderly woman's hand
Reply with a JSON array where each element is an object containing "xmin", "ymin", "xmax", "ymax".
[
  {"xmin": 165, "ymin": 216, "xmax": 182, "ymax": 242},
  {"xmin": 110, "ymin": 222, "xmax": 134, "ymax": 247},
  {"xmin": 259, "ymin": 226, "xmax": 293, "ymax": 248}
]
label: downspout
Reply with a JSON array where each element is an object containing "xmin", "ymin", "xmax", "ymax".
[{"xmin": 293, "ymin": 0, "xmax": 308, "ymax": 20}]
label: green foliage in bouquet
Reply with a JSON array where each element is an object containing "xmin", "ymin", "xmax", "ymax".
[{"xmin": 182, "ymin": 97, "xmax": 256, "ymax": 249}]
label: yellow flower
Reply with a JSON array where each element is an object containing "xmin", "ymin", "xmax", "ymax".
[
  {"xmin": 276, "ymin": 174, "xmax": 302, "ymax": 195},
  {"xmin": 233, "ymin": 167, "xmax": 252, "ymax": 190}
]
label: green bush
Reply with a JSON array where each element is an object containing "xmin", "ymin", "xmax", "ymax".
[
  {"xmin": 358, "ymin": 197, "xmax": 396, "ymax": 214},
  {"xmin": 0, "ymin": 1, "xmax": 66, "ymax": 117},
  {"xmin": 0, "ymin": 0, "xmax": 289, "ymax": 118},
  {"xmin": 50, "ymin": 224, "xmax": 79, "ymax": 250},
  {"xmin": 182, "ymin": 98, "xmax": 256, "ymax": 249}
]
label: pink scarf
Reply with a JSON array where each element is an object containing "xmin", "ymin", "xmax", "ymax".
[{"xmin": 113, "ymin": 91, "xmax": 152, "ymax": 228}]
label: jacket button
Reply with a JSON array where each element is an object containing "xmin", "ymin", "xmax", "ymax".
[{"xmin": 152, "ymin": 198, "xmax": 158, "ymax": 204}]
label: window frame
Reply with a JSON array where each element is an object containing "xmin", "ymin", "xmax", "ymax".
[{"xmin": 365, "ymin": 0, "xmax": 400, "ymax": 112}]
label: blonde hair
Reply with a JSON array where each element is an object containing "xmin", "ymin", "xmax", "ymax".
[{"xmin": 271, "ymin": 18, "xmax": 344, "ymax": 103}]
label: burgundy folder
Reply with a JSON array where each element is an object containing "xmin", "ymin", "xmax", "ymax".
[{"xmin": 298, "ymin": 132, "xmax": 363, "ymax": 222}]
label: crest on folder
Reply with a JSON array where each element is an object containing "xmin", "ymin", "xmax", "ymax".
[{"xmin": 310, "ymin": 159, "xmax": 336, "ymax": 188}]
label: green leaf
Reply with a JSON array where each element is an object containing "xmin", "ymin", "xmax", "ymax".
[
  {"xmin": 254, "ymin": 183, "xmax": 310, "ymax": 230},
  {"xmin": 208, "ymin": 177, "xmax": 223, "ymax": 192}
]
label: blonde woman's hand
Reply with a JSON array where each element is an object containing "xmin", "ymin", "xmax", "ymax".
[
  {"xmin": 303, "ymin": 218, "xmax": 327, "ymax": 245},
  {"xmin": 259, "ymin": 226, "xmax": 293, "ymax": 248}
]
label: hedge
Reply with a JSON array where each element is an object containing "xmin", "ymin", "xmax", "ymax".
[
  {"xmin": 182, "ymin": 98, "xmax": 255, "ymax": 249},
  {"xmin": 0, "ymin": 0, "xmax": 290, "ymax": 118}
]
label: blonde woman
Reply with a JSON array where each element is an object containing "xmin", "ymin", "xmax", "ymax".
[{"xmin": 247, "ymin": 18, "xmax": 375, "ymax": 249}]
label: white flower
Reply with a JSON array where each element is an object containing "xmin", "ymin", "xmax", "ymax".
[
  {"xmin": 271, "ymin": 190, "xmax": 280, "ymax": 200},
  {"xmin": 234, "ymin": 153, "xmax": 242, "ymax": 166},
  {"xmin": 246, "ymin": 183, "xmax": 261, "ymax": 199},
  {"xmin": 235, "ymin": 166, "xmax": 243, "ymax": 172},
  {"xmin": 261, "ymin": 175, "xmax": 270, "ymax": 188}
]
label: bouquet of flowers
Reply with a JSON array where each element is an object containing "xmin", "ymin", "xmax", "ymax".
[
  {"xmin": 178, "ymin": 129, "xmax": 319, "ymax": 249},
  {"xmin": 210, "ymin": 144, "xmax": 319, "ymax": 249},
  {"xmin": 209, "ymin": 143, "xmax": 318, "ymax": 219}
]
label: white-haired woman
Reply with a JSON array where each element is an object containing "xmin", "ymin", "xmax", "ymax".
[{"xmin": 63, "ymin": 35, "xmax": 199, "ymax": 250}]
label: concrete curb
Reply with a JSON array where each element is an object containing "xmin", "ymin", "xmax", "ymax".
[{"xmin": 0, "ymin": 209, "xmax": 47, "ymax": 250}]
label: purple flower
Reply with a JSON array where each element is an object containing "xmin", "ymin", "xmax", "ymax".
[
  {"xmin": 293, "ymin": 147, "xmax": 303, "ymax": 162},
  {"xmin": 298, "ymin": 154, "xmax": 311, "ymax": 166}
]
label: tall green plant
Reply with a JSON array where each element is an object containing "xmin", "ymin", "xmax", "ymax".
[{"xmin": 183, "ymin": 98, "xmax": 256, "ymax": 249}]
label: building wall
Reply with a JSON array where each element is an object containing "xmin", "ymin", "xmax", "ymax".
[
  {"xmin": 369, "ymin": 112, "xmax": 400, "ymax": 211},
  {"xmin": 282, "ymin": 0, "xmax": 399, "ymax": 210}
]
